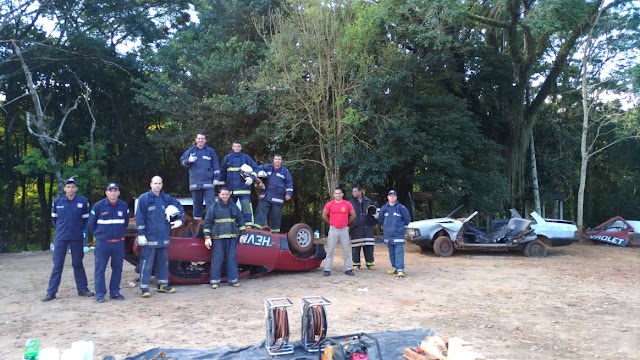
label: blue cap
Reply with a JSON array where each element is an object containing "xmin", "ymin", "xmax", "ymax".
[
  {"xmin": 64, "ymin": 178, "xmax": 77, "ymax": 185},
  {"xmin": 388, "ymin": 190, "xmax": 397, "ymax": 196},
  {"xmin": 106, "ymin": 182, "xmax": 119, "ymax": 190}
]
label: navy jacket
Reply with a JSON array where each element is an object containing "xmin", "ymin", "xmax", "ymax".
[
  {"xmin": 349, "ymin": 196, "xmax": 378, "ymax": 240},
  {"xmin": 180, "ymin": 145, "xmax": 220, "ymax": 189},
  {"xmin": 135, "ymin": 190, "xmax": 185, "ymax": 247},
  {"xmin": 51, "ymin": 195, "xmax": 90, "ymax": 241},
  {"xmin": 88, "ymin": 198, "xmax": 130, "ymax": 241},
  {"xmin": 219, "ymin": 151, "xmax": 258, "ymax": 196},
  {"xmin": 255, "ymin": 164, "xmax": 293, "ymax": 205},
  {"xmin": 203, "ymin": 200, "xmax": 246, "ymax": 239},
  {"xmin": 378, "ymin": 202, "xmax": 411, "ymax": 243}
]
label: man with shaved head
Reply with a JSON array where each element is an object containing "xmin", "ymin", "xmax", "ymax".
[{"xmin": 135, "ymin": 176, "xmax": 185, "ymax": 298}]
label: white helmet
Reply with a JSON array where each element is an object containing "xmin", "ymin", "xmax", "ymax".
[
  {"xmin": 165, "ymin": 205, "xmax": 181, "ymax": 222},
  {"xmin": 240, "ymin": 163, "xmax": 253, "ymax": 174}
]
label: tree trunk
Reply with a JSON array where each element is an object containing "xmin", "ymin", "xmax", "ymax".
[
  {"xmin": 530, "ymin": 132, "xmax": 541, "ymax": 214},
  {"xmin": 505, "ymin": 100, "xmax": 529, "ymax": 205},
  {"xmin": 37, "ymin": 175, "xmax": 52, "ymax": 250}
]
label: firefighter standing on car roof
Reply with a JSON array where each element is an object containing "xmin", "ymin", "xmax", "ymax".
[
  {"xmin": 219, "ymin": 141, "xmax": 259, "ymax": 227},
  {"xmin": 179, "ymin": 133, "xmax": 221, "ymax": 220},
  {"xmin": 253, "ymin": 154, "xmax": 293, "ymax": 233},
  {"xmin": 135, "ymin": 176, "xmax": 185, "ymax": 298},
  {"xmin": 348, "ymin": 186, "xmax": 379, "ymax": 270},
  {"xmin": 378, "ymin": 190, "xmax": 411, "ymax": 278},
  {"xmin": 42, "ymin": 177, "xmax": 95, "ymax": 302},
  {"xmin": 203, "ymin": 187, "xmax": 247, "ymax": 288},
  {"xmin": 88, "ymin": 182, "xmax": 129, "ymax": 303}
]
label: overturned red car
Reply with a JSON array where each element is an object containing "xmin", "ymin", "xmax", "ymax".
[
  {"xmin": 124, "ymin": 199, "xmax": 325, "ymax": 284},
  {"xmin": 585, "ymin": 216, "xmax": 640, "ymax": 247}
]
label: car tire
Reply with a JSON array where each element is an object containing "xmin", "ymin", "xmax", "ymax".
[
  {"xmin": 288, "ymin": 223, "xmax": 315, "ymax": 254},
  {"xmin": 433, "ymin": 236, "xmax": 454, "ymax": 257},
  {"xmin": 523, "ymin": 239, "xmax": 547, "ymax": 257},
  {"xmin": 628, "ymin": 233, "xmax": 640, "ymax": 246}
]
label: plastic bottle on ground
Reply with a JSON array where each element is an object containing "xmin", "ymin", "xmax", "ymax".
[{"xmin": 23, "ymin": 339, "xmax": 40, "ymax": 360}]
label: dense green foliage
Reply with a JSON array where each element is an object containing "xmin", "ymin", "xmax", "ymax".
[{"xmin": 1, "ymin": 0, "xmax": 638, "ymax": 252}]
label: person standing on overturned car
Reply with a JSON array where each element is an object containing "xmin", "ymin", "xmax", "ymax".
[
  {"xmin": 203, "ymin": 187, "xmax": 247, "ymax": 288},
  {"xmin": 321, "ymin": 187, "xmax": 357, "ymax": 277},
  {"xmin": 253, "ymin": 154, "xmax": 294, "ymax": 233},
  {"xmin": 88, "ymin": 182, "xmax": 129, "ymax": 303},
  {"xmin": 179, "ymin": 133, "xmax": 221, "ymax": 220},
  {"xmin": 42, "ymin": 177, "xmax": 95, "ymax": 302},
  {"xmin": 378, "ymin": 190, "xmax": 411, "ymax": 278},
  {"xmin": 135, "ymin": 176, "xmax": 185, "ymax": 298}
]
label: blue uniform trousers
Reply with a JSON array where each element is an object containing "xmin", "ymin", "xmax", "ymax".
[
  {"xmin": 210, "ymin": 238, "xmax": 239, "ymax": 285},
  {"xmin": 94, "ymin": 240, "xmax": 125, "ymax": 297},
  {"xmin": 139, "ymin": 246, "xmax": 170, "ymax": 290},
  {"xmin": 254, "ymin": 199, "xmax": 284, "ymax": 232},
  {"xmin": 191, "ymin": 188, "xmax": 216, "ymax": 220},
  {"xmin": 230, "ymin": 194, "xmax": 254, "ymax": 227},
  {"xmin": 387, "ymin": 241, "xmax": 405, "ymax": 272},
  {"xmin": 46, "ymin": 239, "xmax": 89, "ymax": 296}
]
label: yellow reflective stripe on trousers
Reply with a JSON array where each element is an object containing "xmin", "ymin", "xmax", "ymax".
[
  {"xmin": 232, "ymin": 190, "xmax": 251, "ymax": 195},
  {"xmin": 213, "ymin": 234, "xmax": 238, "ymax": 239}
]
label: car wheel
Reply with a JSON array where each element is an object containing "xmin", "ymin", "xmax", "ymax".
[
  {"xmin": 288, "ymin": 223, "xmax": 315, "ymax": 254},
  {"xmin": 433, "ymin": 236, "xmax": 454, "ymax": 257},
  {"xmin": 523, "ymin": 239, "xmax": 547, "ymax": 257},
  {"xmin": 628, "ymin": 233, "xmax": 640, "ymax": 246}
]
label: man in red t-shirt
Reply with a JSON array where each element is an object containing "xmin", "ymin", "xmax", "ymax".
[{"xmin": 321, "ymin": 187, "xmax": 357, "ymax": 276}]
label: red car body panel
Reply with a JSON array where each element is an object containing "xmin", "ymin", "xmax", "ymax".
[
  {"xmin": 126, "ymin": 219, "xmax": 323, "ymax": 284},
  {"xmin": 585, "ymin": 216, "xmax": 640, "ymax": 247}
]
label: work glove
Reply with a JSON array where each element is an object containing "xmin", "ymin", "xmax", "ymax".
[
  {"xmin": 188, "ymin": 154, "xmax": 197, "ymax": 163},
  {"xmin": 257, "ymin": 170, "xmax": 267, "ymax": 178},
  {"xmin": 213, "ymin": 179, "xmax": 220, "ymax": 186},
  {"xmin": 137, "ymin": 235, "xmax": 147, "ymax": 246},
  {"xmin": 204, "ymin": 237, "xmax": 212, "ymax": 249},
  {"xmin": 239, "ymin": 234, "xmax": 248, "ymax": 243},
  {"xmin": 170, "ymin": 220, "xmax": 183, "ymax": 229},
  {"xmin": 244, "ymin": 177, "xmax": 253, "ymax": 186}
]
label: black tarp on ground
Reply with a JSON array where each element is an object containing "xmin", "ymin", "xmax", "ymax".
[{"xmin": 122, "ymin": 328, "xmax": 436, "ymax": 360}]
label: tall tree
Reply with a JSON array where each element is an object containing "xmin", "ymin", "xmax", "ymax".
[{"xmin": 256, "ymin": 0, "xmax": 370, "ymax": 194}]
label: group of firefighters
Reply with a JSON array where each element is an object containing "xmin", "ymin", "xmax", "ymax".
[{"xmin": 41, "ymin": 133, "xmax": 411, "ymax": 303}]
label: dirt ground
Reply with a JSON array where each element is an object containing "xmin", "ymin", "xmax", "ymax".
[{"xmin": 1, "ymin": 241, "xmax": 639, "ymax": 359}]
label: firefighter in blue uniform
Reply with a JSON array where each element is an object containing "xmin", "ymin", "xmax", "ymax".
[
  {"xmin": 253, "ymin": 154, "xmax": 293, "ymax": 233},
  {"xmin": 42, "ymin": 177, "xmax": 94, "ymax": 302},
  {"xmin": 135, "ymin": 176, "xmax": 185, "ymax": 298},
  {"xmin": 179, "ymin": 133, "xmax": 221, "ymax": 220},
  {"xmin": 219, "ymin": 141, "xmax": 258, "ymax": 227},
  {"xmin": 203, "ymin": 187, "xmax": 247, "ymax": 288},
  {"xmin": 88, "ymin": 182, "xmax": 129, "ymax": 303}
]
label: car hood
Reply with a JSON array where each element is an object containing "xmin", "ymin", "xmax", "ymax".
[
  {"xmin": 407, "ymin": 217, "xmax": 461, "ymax": 228},
  {"xmin": 530, "ymin": 212, "xmax": 577, "ymax": 239},
  {"xmin": 406, "ymin": 217, "xmax": 464, "ymax": 238}
]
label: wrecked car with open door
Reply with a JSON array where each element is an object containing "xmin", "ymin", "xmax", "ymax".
[{"xmin": 432, "ymin": 211, "xmax": 546, "ymax": 257}]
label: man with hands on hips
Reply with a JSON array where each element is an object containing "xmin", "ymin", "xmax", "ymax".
[{"xmin": 135, "ymin": 176, "xmax": 185, "ymax": 298}]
